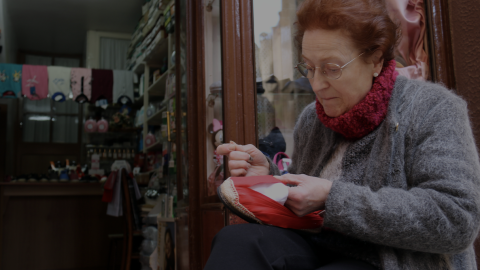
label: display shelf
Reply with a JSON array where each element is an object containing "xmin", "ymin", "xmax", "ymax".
[
  {"xmin": 0, "ymin": 182, "xmax": 103, "ymax": 196},
  {"xmin": 136, "ymin": 168, "xmax": 158, "ymax": 177},
  {"xmin": 134, "ymin": 94, "xmax": 144, "ymax": 107},
  {"xmin": 86, "ymin": 145, "xmax": 136, "ymax": 149},
  {"xmin": 157, "ymin": 217, "xmax": 175, "ymax": 222},
  {"xmin": 145, "ymin": 140, "xmax": 162, "ymax": 152},
  {"xmin": 144, "ymin": 35, "xmax": 169, "ymax": 65},
  {"xmin": 147, "ymin": 69, "xmax": 169, "ymax": 96},
  {"xmin": 146, "ymin": 108, "xmax": 166, "ymax": 125},
  {"xmin": 85, "ymin": 128, "xmax": 141, "ymax": 134},
  {"xmin": 132, "ymin": 58, "xmax": 146, "ymax": 74},
  {"xmin": 93, "ymin": 159, "xmax": 133, "ymax": 164}
]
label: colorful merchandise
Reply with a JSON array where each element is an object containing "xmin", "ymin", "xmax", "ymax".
[
  {"xmin": 91, "ymin": 69, "xmax": 113, "ymax": 103},
  {"xmin": 84, "ymin": 118, "xmax": 97, "ymax": 132},
  {"xmin": 71, "ymin": 68, "xmax": 92, "ymax": 103},
  {"xmin": 110, "ymin": 108, "xmax": 133, "ymax": 129},
  {"xmin": 0, "ymin": 63, "xmax": 22, "ymax": 98},
  {"xmin": 91, "ymin": 153, "xmax": 100, "ymax": 170},
  {"xmin": 22, "ymin": 65, "xmax": 48, "ymax": 100},
  {"xmin": 47, "ymin": 66, "xmax": 71, "ymax": 102},
  {"xmin": 97, "ymin": 117, "xmax": 109, "ymax": 133},
  {"xmin": 145, "ymin": 132, "xmax": 156, "ymax": 148}
]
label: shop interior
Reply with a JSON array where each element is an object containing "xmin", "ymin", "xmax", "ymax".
[
  {"xmin": 0, "ymin": 0, "xmax": 184, "ymax": 269},
  {"xmin": 0, "ymin": 0, "xmax": 472, "ymax": 269}
]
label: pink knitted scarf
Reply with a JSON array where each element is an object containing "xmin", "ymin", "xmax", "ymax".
[{"xmin": 315, "ymin": 60, "xmax": 398, "ymax": 140}]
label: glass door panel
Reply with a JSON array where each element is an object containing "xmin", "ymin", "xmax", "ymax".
[
  {"xmin": 253, "ymin": 0, "xmax": 315, "ymax": 165},
  {"xmin": 204, "ymin": 0, "xmax": 224, "ymax": 197},
  {"xmin": 178, "ymin": 0, "xmax": 188, "ymax": 201}
]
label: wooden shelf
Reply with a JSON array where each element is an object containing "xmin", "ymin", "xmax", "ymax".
[
  {"xmin": 0, "ymin": 182, "xmax": 104, "ymax": 196},
  {"xmin": 147, "ymin": 70, "xmax": 169, "ymax": 97},
  {"xmin": 86, "ymin": 145, "xmax": 136, "ymax": 149},
  {"xmin": 131, "ymin": 57, "xmax": 145, "ymax": 74},
  {"xmin": 145, "ymin": 140, "xmax": 162, "ymax": 152},
  {"xmin": 144, "ymin": 36, "xmax": 169, "ymax": 65},
  {"xmin": 136, "ymin": 169, "xmax": 157, "ymax": 176},
  {"xmin": 134, "ymin": 94, "xmax": 144, "ymax": 107},
  {"xmin": 146, "ymin": 107, "xmax": 166, "ymax": 125},
  {"xmin": 85, "ymin": 128, "xmax": 140, "ymax": 135},
  {"xmin": 157, "ymin": 217, "xmax": 175, "ymax": 222}
]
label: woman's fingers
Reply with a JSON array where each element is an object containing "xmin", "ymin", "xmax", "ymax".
[
  {"xmin": 216, "ymin": 141, "xmax": 269, "ymax": 176},
  {"xmin": 228, "ymin": 160, "xmax": 251, "ymax": 171},
  {"xmin": 229, "ymin": 151, "xmax": 251, "ymax": 162},
  {"xmin": 230, "ymin": 168, "xmax": 248, "ymax": 177},
  {"xmin": 216, "ymin": 143, "xmax": 234, "ymax": 155},
  {"xmin": 273, "ymin": 174, "xmax": 302, "ymax": 185}
]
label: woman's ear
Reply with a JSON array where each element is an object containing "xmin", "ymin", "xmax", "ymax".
[{"xmin": 372, "ymin": 50, "xmax": 384, "ymax": 75}]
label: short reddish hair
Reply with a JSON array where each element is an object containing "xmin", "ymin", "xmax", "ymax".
[{"xmin": 295, "ymin": 0, "xmax": 400, "ymax": 67}]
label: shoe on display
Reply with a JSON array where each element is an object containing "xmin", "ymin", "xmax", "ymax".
[
  {"xmin": 88, "ymin": 175, "xmax": 99, "ymax": 183},
  {"xmin": 70, "ymin": 171, "xmax": 79, "ymax": 182},
  {"xmin": 59, "ymin": 170, "xmax": 70, "ymax": 182},
  {"xmin": 49, "ymin": 172, "xmax": 59, "ymax": 182},
  {"xmin": 17, "ymin": 175, "xmax": 27, "ymax": 182},
  {"xmin": 27, "ymin": 174, "xmax": 39, "ymax": 182},
  {"xmin": 40, "ymin": 174, "xmax": 49, "ymax": 182},
  {"xmin": 100, "ymin": 175, "xmax": 108, "ymax": 183}
]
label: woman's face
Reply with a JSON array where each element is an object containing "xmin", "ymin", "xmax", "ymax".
[{"xmin": 302, "ymin": 29, "xmax": 383, "ymax": 117}]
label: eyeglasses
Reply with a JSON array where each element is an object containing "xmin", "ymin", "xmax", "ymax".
[{"xmin": 295, "ymin": 52, "xmax": 365, "ymax": 80}]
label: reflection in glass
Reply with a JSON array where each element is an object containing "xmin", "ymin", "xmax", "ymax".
[
  {"xmin": 53, "ymin": 116, "xmax": 78, "ymax": 143},
  {"xmin": 23, "ymin": 114, "xmax": 50, "ymax": 142},
  {"xmin": 23, "ymin": 99, "xmax": 51, "ymax": 113},
  {"xmin": 179, "ymin": 0, "xmax": 189, "ymax": 200},
  {"xmin": 53, "ymin": 100, "xmax": 79, "ymax": 114},
  {"xmin": 204, "ymin": 0, "xmax": 224, "ymax": 196},
  {"xmin": 253, "ymin": 0, "xmax": 315, "ymax": 161}
]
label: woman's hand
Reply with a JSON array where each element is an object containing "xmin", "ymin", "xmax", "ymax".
[
  {"xmin": 216, "ymin": 141, "xmax": 270, "ymax": 177},
  {"xmin": 274, "ymin": 174, "xmax": 333, "ymax": 217}
]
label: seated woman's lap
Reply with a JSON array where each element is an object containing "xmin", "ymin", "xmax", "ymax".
[{"xmin": 204, "ymin": 224, "xmax": 377, "ymax": 270}]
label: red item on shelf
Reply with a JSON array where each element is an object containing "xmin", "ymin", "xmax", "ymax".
[
  {"xmin": 134, "ymin": 153, "xmax": 146, "ymax": 170},
  {"xmin": 145, "ymin": 152, "xmax": 156, "ymax": 172},
  {"xmin": 84, "ymin": 119, "xmax": 97, "ymax": 132},
  {"xmin": 102, "ymin": 171, "xmax": 117, "ymax": 202},
  {"xmin": 97, "ymin": 118, "xmax": 109, "ymax": 133}
]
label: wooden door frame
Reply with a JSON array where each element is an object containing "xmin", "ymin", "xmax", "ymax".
[
  {"xmin": 424, "ymin": 0, "xmax": 456, "ymax": 89},
  {"xmin": 0, "ymin": 105, "xmax": 7, "ymax": 181},
  {"xmin": 186, "ymin": 0, "xmax": 206, "ymax": 269},
  {"xmin": 186, "ymin": 0, "xmax": 257, "ymax": 269},
  {"xmin": 221, "ymin": 0, "xmax": 257, "ymax": 148}
]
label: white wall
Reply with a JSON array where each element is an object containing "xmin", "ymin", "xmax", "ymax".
[
  {"xmin": 0, "ymin": 0, "xmax": 18, "ymax": 63},
  {"xmin": 86, "ymin": 30, "xmax": 130, "ymax": 68}
]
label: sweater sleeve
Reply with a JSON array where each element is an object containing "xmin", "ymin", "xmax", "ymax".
[{"xmin": 323, "ymin": 94, "xmax": 480, "ymax": 254}]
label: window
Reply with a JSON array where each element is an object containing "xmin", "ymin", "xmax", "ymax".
[{"xmin": 22, "ymin": 99, "xmax": 80, "ymax": 143}]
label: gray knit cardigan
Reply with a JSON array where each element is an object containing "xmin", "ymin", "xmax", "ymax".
[{"xmin": 269, "ymin": 76, "xmax": 480, "ymax": 270}]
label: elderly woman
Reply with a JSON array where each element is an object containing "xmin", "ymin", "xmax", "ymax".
[{"xmin": 205, "ymin": 0, "xmax": 480, "ymax": 269}]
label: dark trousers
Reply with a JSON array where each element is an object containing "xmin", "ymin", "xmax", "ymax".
[{"xmin": 204, "ymin": 224, "xmax": 377, "ymax": 270}]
